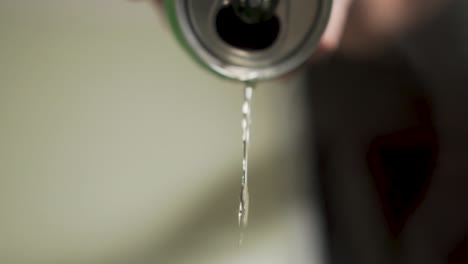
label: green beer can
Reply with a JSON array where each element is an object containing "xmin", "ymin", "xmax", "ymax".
[{"xmin": 165, "ymin": 0, "xmax": 332, "ymax": 81}]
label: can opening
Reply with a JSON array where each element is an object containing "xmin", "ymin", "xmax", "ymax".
[{"xmin": 216, "ymin": 6, "xmax": 280, "ymax": 51}]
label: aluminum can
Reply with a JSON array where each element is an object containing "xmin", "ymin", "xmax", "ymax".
[{"xmin": 165, "ymin": 0, "xmax": 332, "ymax": 81}]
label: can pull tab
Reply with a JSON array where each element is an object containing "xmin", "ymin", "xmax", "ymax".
[{"xmin": 231, "ymin": 0, "xmax": 280, "ymax": 24}]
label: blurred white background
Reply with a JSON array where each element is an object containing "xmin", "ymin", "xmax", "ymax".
[{"xmin": 0, "ymin": 1, "xmax": 323, "ymax": 263}]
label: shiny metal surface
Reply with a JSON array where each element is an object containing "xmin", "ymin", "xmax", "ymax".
[{"xmin": 175, "ymin": 0, "xmax": 332, "ymax": 81}]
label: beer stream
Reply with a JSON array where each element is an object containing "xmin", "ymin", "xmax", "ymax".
[{"xmin": 238, "ymin": 83, "xmax": 254, "ymax": 246}]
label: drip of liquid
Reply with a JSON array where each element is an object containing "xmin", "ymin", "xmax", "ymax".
[{"xmin": 238, "ymin": 83, "xmax": 254, "ymax": 246}]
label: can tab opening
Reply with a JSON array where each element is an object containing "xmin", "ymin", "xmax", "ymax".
[{"xmin": 216, "ymin": 2, "xmax": 280, "ymax": 51}]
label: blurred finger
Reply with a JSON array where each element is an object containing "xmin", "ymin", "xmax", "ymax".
[
  {"xmin": 319, "ymin": 0, "xmax": 353, "ymax": 52},
  {"xmin": 149, "ymin": 0, "xmax": 169, "ymax": 28}
]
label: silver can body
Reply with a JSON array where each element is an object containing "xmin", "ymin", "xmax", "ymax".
[{"xmin": 170, "ymin": 0, "xmax": 333, "ymax": 81}]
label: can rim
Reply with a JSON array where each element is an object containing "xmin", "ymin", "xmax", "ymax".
[{"xmin": 169, "ymin": 0, "xmax": 333, "ymax": 82}]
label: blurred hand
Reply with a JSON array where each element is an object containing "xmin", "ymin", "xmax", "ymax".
[
  {"xmin": 151, "ymin": 0, "xmax": 448, "ymax": 56},
  {"xmin": 337, "ymin": 0, "xmax": 448, "ymax": 56}
]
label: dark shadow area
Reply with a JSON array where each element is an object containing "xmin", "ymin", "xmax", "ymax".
[
  {"xmin": 216, "ymin": 6, "xmax": 280, "ymax": 51},
  {"xmin": 303, "ymin": 49, "xmax": 439, "ymax": 264}
]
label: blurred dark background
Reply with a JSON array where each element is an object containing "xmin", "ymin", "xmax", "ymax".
[{"xmin": 303, "ymin": 1, "xmax": 468, "ymax": 263}]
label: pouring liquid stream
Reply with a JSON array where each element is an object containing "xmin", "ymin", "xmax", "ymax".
[{"xmin": 238, "ymin": 83, "xmax": 254, "ymax": 246}]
